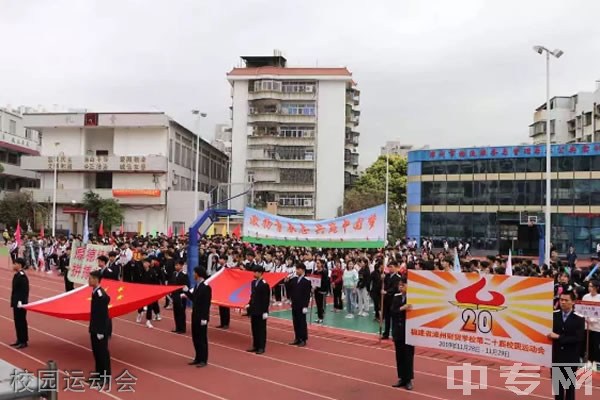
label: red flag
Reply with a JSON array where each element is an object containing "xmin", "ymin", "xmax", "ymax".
[
  {"xmin": 231, "ymin": 225, "xmax": 241, "ymax": 239},
  {"xmin": 39, "ymin": 226, "xmax": 44, "ymax": 239},
  {"xmin": 23, "ymin": 281, "xmax": 182, "ymax": 321},
  {"xmin": 98, "ymin": 220, "xmax": 104, "ymax": 236},
  {"xmin": 167, "ymin": 225, "xmax": 173, "ymax": 238},
  {"xmin": 15, "ymin": 220, "xmax": 22, "ymax": 247},
  {"xmin": 120, "ymin": 220, "xmax": 124, "ymax": 233},
  {"xmin": 206, "ymin": 268, "xmax": 287, "ymax": 308},
  {"xmin": 179, "ymin": 225, "xmax": 185, "ymax": 237}
]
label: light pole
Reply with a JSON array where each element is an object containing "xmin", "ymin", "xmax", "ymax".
[
  {"xmin": 191, "ymin": 110, "xmax": 207, "ymax": 219},
  {"xmin": 51, "ymin": 142, "xmax": 60, "ymax": 237},
  {"xmin": 533, "ymin": 45, "xmax": 563, "ymax": 265}
]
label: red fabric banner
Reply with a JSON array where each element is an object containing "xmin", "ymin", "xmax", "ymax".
[
  {"xmin": 206, "ymin": 268, "xmax": 287, "ymax": 308},
  {"xmin": 23, "ymin": 281, "xmax": 182, "ymax": 321}
]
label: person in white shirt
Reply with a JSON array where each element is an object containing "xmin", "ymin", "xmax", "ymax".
[{"xmin": 582, "ymin": 280, "xmax": 600, "ymax": 369}]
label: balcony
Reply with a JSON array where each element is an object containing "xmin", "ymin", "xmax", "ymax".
[
  {"xmin": 344, "ymin": 172, "xmax": 358, "ymax": 187},
  {"xmin": 21, "ymin": 188, "xmax": 166, "ymax": 205},
  {"xmin": 252, "ymin": 182, "xmax": 314, "ymax": 192},
  {"xmin": 20, "ymin": 155, "xmax": 168, "ymax": 172},
  {"xmin": 0, "ymin": 162, "xmax": 39, "ymax": 179},
  {"xmin": 346, "ymin": 115, "xmax": 359, "ymax": 126},
  {"xmin": 345, "ymin": 135, "xmax": 359, "ymax": 146},
  {"xmin": 249, "ymin": 91, "xmax": 317, "ymax": 101},
  {"xmin": 344, "ymin": 153, "xmax": 359, "ymax": 167},
  {"xmin": 0, "ymin": 131, "xmax": 40, "ymax": 154}
]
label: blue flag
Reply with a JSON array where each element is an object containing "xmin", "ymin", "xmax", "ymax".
[{"xmin": 585, "ymin": 264, "xmax": 599, "ymax": 281}]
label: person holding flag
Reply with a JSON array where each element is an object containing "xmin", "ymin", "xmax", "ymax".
[
  {"xmin": 88, "ymin": 270, "xmax": 111, "ymax": 386},
  {"xmin": 246, "ymin": 265, "xmax": 270, "ymax": 354},
  {"xmin": 381, "ymin": 261, "xmax": 401, "ymax": 340}
]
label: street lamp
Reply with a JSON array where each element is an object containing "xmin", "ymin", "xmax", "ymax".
[
  {"xmin": 191, "ymin": 110, "xmax": 207, "ymax": 218},
  {"xmin": 51, "ymin": 142, "xmax": 60, "ymax": 237},
  {"xmin": 533, "ymin": 45, "xmax": 563, "ymax": 265}
]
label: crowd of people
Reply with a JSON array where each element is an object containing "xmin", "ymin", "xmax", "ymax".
[{"xmin": 3, "ymin": 229, "xmax": 600, "ymax": 395}]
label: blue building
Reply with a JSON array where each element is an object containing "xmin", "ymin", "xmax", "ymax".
[{"xmin": 407, "ymin": 143, "xmax": 600, "ymax": 256}]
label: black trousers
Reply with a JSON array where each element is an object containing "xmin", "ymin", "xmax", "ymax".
[
  {"xmin": 394, "ymin": 339, "xmax": 414, "ymax": 382},
  {"xmin": 90, "ymin": 333, "xmax": 111, "ymax": 376},
  {"xmin": 315, "ymin": 292, "xmax": 325, "ymax": 320},
  {"xmin": 383, "ymin": 296, "xmax": 392, "ymax": 337},
  {"xmin": 274, "ymin": 285, "xmax": 282, "ymax": 302},
  {"xmin": 333, "ymin": 285, "xmax": 343, "ymax": 310},
  {"xmin": 138, "ymin": 302, "xmax": 160, "ymax": 319},
  {"xmin": 292, "ymin": 308, "xmax": 308, "ymax": 342},
  {"xmin": 13, "ymin": 308, "xmax": 28, "ymax": 344},
  {"xmin": 250, "ymin": 315, "xmax": 267, "ymax": 351},
  {"xmin": 370, "ymin": 291, "xmax": 381, "ymax": 319},
  {"xmin": 191, "ymin": 322, "xmax": 208, "ymax": 363},
  {"xmin": 552, "ymin": 365, "xmax": 577, "ymax": 400},
  {"xmin": 219, "ymin": 306, "xmax": 230, "ymax": 327},
  {"xmin": 173, "ymin": 298, "xmax": 187, "ymax": 332},
  {"xmin": 64, "ymin": 274, "xmax": 74, "ymax": 292},
  {"xmin": 588, "ymin": 331, "xmax": 600, "ymax": 363}
]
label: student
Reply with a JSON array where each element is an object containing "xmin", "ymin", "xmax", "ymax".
[{"xmin": 182, "ymin": 267, "xmax": 211, "ymax": 367}]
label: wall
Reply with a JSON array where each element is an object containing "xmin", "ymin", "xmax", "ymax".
[
  {"xmin": 230, "ymin": 80, "xmax": 249, "ymax": 212},
  {"xmin": 84, "ymin": 128, "xmax": 114, "ymax": 154},
  {"xmin": 112, "ymin": 173, "xmax": 166, "ymax": 190},
  {"xmin": 315, "ymin": 80, "xmax": 346, "ymax": 219},
  {"xmin": 40, "ymin": 128, "xmax": 84, "ymax": 155},
  {"xmin": 113, "ymin": 127, "xmax": 168, "ymax": 156},
  {"xmin": 122, "ymin": 206, "xmax": 166, "ymax": 234},
  {"xmin": 167, "ymin": 190, "xmax": 210, "ymax": 230},
  {"xmin": 41, "ymin": 172, "xmax": 84, "ymax": 190}
]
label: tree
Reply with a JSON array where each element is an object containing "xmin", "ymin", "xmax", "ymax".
[
  {"xmin": 0, "ymin": 163, "xmax": 4, "ymax": 174},
  {"xmin": 0, "ymin": 192, "xmax": 47, "ymax": 230},
  {"xmin": 344, "ymin": 154, "xmax": 407, "ymax": 241},
  {"xmin": 81, "ymin": 190, "xmax": 123, "ymax": 233},
  {"xmin": 98, "ymin": 199, "xmax": 123, "ymax": 232}
]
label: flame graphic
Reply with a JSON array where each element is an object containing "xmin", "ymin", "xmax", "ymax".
[{"xmin": 450, "ymin": 277, "xmax": 506, "ymax": 311}]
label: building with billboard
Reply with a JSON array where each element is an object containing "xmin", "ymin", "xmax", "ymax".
[{"xmin": 407, "ymin": 143, "xmax": 600, "ymax": 256}]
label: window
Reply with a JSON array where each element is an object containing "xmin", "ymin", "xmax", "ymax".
[
  {"xmin": 96, "ymin": 172, "xmax": 113, "ymax": 189},
  {"xmin": 278, "ymin": 194, "xmax": 313, "ymax": 207},
  {"xmin": 280, "ymin": 169, "xmax": 314, "ymax": 184},
  {"xmin": 253, "ymin": 80, "xmax": 282, "ymax": 92},
  {"xmin": 556, "ymin": 157, "xmax": 573, "ymax": 173},
  {"xmin": 281, "ymin": 103, "xmax": 315, "ymax": 116},
  {"xmin": 282, "ymin": 81, "xmax": 316, "ymax": 93},
  {"xmin": 9, "ymin": 120, "xmax": 16, "ymax": 135},
  {"xmin": 573, "ymin": 156, "xmax": 590, "ymax": 172},
  {"xmin": 279, "ymin": 126, "xmax": 315, "ymax": 138}
]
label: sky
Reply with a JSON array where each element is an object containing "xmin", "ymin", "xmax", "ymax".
[{"xmin": 1, "ymin": 0, "xmax": 600, "ymax": 168}]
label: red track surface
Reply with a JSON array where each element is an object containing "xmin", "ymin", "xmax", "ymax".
[{"xmin": 0, "ymin": 258, "xmax": 593, "ymax": 399}]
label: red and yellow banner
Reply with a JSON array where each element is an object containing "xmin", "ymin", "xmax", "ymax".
[
  {"xmin": 406, "ymin": 270, "xmax": 554, "ymax": 366},
  {"xmin": 112, "ymin": 189, "xmax": 161, "ymax": 197},
  {"xmin": 23, "ymin": 281, "xmax": 181, "ymax": 321}
]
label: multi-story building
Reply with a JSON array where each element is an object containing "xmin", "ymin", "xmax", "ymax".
[
  {"xmin": 380, "ymin": 142, "xmax": 429, "ymax": 158},
  {"xmin": 211, "ymin": 123, "xmax": 232, "ymax": 159},
  {"xmin": 529, "ymin": 82, "xmax": 600, "ymax": 144},
  {"xmin": 227, "ymin": 53, "xmax": 360, "ymax": 219},
  {"xmin": 0, "ymin": 108, "xmax": 41, "ymax": 196},
  {"xmin": 407, "ymin": 143, "xmax": 600, "ymax": 256},
  {"xmin": 20, "ymin": 111, "xmax": 228, "ymax": 235}
]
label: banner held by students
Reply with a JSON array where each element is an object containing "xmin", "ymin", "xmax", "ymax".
[
  {"xmin": 67, "ymin": 243, "xmax": 112, "ymax": 285},
  {"xmin": 406, "ymin": 270, "xmax": 554, "ymax": 366},
  {"xmin": 242, "ymin": 204, "xmax": 385, "ymax": 248}
]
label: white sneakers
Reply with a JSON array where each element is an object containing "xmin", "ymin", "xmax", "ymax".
[
  {"xmin": 136, "ymin": 313, "xmax": 142, "ymax": 323},
  {"xmin": 146, "ymin": 320, "xmax": 153, "ymax": 329}
]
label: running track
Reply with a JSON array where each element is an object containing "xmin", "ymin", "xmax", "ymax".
[{"xmin": 0, "ymin": 260, "xmax": 593, "ymax": 399}]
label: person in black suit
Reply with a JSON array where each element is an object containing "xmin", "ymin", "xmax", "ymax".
[
  {"xmin": 170, "ymin": 260, "xmax": 188, "ymax": 334},
  {"xmin": 88, "ymin": 270, "xmax": 111, "ymax": 385},
  {"xmin": 59, "ymin": 248, "xmax": 74, "ymax": 292},
  {"xmin": 215, "ymin": 255, "xmax": 231, "ymax": 329},
  {"xmin": 10, "ymin": 258, "xmax": 29, "ymax": 349},
  {"xmin": 548, "ymin": 290, "xmax": 585, "ymax": 400},
  {"xmin": 382, "ymin": 261, "xmax": 402, "ymax": 339},
  {"xmin": 182, "ymin": 267, "xmax": 212, "ymax": 367},
  {"xmin": 246, "ymin": 265, "xmax": 270, "ymax": 354},
  {"xmin": 100, "ymin": 252, "xmax": 121, "ymax": 281},
  {"xmin": 288, "ymin": 263, "xmax": 312, "ymax": 346},
  {"xmin": 391, "ymin": 276, "xmax": 414, "ymax": 390}
]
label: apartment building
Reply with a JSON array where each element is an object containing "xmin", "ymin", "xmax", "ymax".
[
  {"xmin": 227, "ymin": 53, "xmax": 360, "ymax": 219},
  {"xmin": 20, "ymin": 111, "xmax": 228, "ymax": 235},
  {"xmin": 530, "ymin": 81, "xmax": 600, "ymax": 144},
  {"xmin": 0, "ymin": 107, "xmax": 40, "ymax": 196}
]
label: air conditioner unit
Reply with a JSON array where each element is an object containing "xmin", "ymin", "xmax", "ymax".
[{"xmin": 305, "ymin": 86, "xmax": 313, "ymax": 93}]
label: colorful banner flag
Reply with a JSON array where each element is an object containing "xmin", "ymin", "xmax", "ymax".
[
  {"xmin": 242, "ymin": 205, "xmax": 385, "ymax": 248},
  {"xmin": 406, "ymin": 270, "xmax": 553, "ymax": 366},
  {"xmin": 67, "ymin": 244, "xmax": 113, "ymax": 285},
  {"xmin": 22, "ymin": 281, "xmax": 182, "ymax": 320},
  {"xmin": 206, "ymin": 268, "xmax": 287, "ymax": 308},
  {"xmin": 83, "ymin": 210, "xmax": 90, "ymax": 243}
]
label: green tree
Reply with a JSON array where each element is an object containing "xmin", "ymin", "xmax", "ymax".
[
  {"xmin": 0, "ymin": 192, "xmax": 47, "ymax": 230},
  {"xmin": 98, "ymin": 199, "xmax": 123, "ymax": 232},
  {"xmin": 81, "ymin": 190, "xmax": 123, "ymax": 233},
  {"xmin": 344, "ymin": 154, "xmax": 407, "ymax": 241}
]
